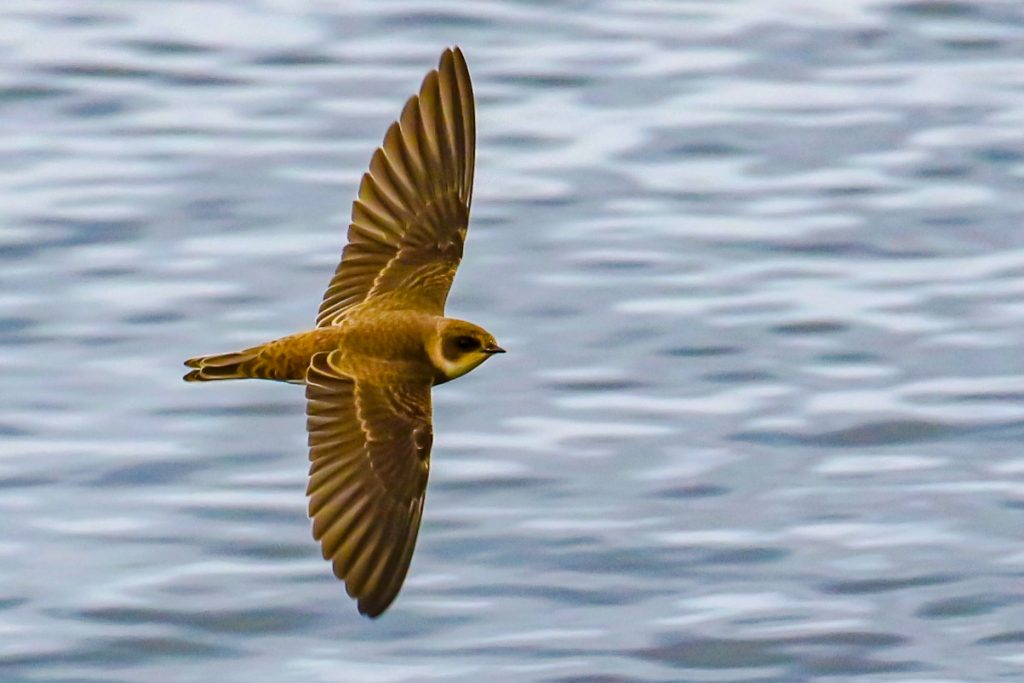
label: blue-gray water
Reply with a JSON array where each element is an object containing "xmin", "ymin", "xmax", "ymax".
[{"xmin": 2, "ymin": 1, "xmax": 1023, "ymax": 681}]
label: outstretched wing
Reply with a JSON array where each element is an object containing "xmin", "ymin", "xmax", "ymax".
[
  {"xmin": 317, "ymin": 47, "xmax": 476, "ymax": 326},
  {"xmin": 305, "ymin": 351, "xmax": 433, "ymax": 617}
]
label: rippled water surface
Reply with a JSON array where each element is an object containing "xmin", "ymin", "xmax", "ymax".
[{"xmin": 3, "ymin": 1, "xmax": 1024, "ymax": 681}]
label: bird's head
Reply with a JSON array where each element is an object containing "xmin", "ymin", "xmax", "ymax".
[{"xmin": 430, "ymin": 319, "xmax": 505, "ymax": 384}]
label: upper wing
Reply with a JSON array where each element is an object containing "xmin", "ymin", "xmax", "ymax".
[
  {"xmin": 317, "ymin": 47, "xmax": 476, "ymax": 326},
  {"xmin": 305, "ymin": 351, "xmax": 433, "ymax": 617}
]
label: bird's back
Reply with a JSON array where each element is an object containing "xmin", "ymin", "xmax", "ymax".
[{"xmin": 186, "ymin": 309, "xmax": 438, "ymax": 385}]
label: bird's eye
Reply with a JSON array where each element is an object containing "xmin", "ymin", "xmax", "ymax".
[{"xmin": 455, "ymin": 335, "xmax": 480, "ymax": 351}]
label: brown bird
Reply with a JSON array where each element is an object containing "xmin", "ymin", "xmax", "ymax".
[{"xmin": 183, "ymin": 47, "xmax": 503, "ymax": 617}]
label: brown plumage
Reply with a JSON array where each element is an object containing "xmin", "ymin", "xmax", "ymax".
[{"xmin": 184, "ymin": 47, "xmax": 504, "ymax": 617}]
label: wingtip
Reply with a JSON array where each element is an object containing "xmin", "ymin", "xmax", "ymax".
[
  {"xmin": 454, "ymin": 46, "xmax": 469, "ymax": 73},
  {"xmin": 441, "ymin": 46, "xmax": 467, "ymax": 69},
  {"xmin": 358, "ymin": 600, "xmax": 388, "ymax": 619}
]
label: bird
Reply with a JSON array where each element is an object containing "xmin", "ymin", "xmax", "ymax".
[{"xmin": 183, "ymin": 47, "xmax": 503, "ymax": 617}]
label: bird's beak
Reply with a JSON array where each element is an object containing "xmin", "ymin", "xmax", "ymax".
[{"xmin": 483, "ymin": 344, "xmax": 506, "ymax": 354}]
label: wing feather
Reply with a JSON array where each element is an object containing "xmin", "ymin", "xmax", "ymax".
[
  {"xmin": 304, "ymin": 351, "xmax": 432, "ymax": 617},
  {"xmin": 317, "ymin": 47, "xmax": 475, "ymax": 325}
]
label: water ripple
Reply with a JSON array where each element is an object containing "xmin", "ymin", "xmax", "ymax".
[{"xmin": 1, "ymin": 0, "xmax": 1023, "ymax": 681}]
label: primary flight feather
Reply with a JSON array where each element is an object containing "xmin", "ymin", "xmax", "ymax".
[{"xmin": 184, "ymin": 47, "xmax": 503, "ymax": 618}]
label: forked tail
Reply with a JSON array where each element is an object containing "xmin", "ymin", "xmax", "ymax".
[{"xmin": 183, "ymin": 349, "xmax": 259, "ymax": 382}]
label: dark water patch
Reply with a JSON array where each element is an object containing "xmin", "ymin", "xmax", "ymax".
[
  {"xmin": 429, "ymin": 533, "xmax": 595, "ymax": 568},
  {"xmin": 185, "ymin": 197, "xmax": 239, "ymax": 221},
  {"xmin": 975, "ymin": 146, "xmax": 1024, "ymax": 163},
  {"xmin": 1, "ymin": 218, "xmax": 143, "ymax": 260},
  {"xmin": 518, "ymin": 193, "xmax": 579, "ymax": 208},
  {"xmin": 42, "ymin": 63, "xmax": 158, "ymax": 81},
  {"xmin": 80, "ymin": 266, "xmax": 135, "ymax": 279},
  {"xmin": 62, "ymin": 98, "xmax": 127, "ymax": 118},
  {"xmin": 186, "ymin": 506, "xmax": 300, "ymax": 525},
  {"xmin": 578, "ymin": 258, "xmax": 656, "ymax": 271},
  {"xmin": 698, "ymin": 547, "xmax": 789, "ymax": 566},
  {"xmin": 915, "ymin": 164, "xmax": 971, "ymax": 179},
  {"xmin": 207, "ymin": 450, "xmax": 284, "ymax": 469},
  {"xmin": 801, "ymin": 653, "xmax": 917, "ymax": 676},
  {"xmin": 433, "ymin": 531, "xmax": 673, "ymax": 576},
  {"xmin": 656, "ymin": 483, "xmax": 729, "ymax": 499},
  {"xmin": 208, "ymin": 292, "xmax": 267, "ymax": 308},
  {"xmin": 58, "ymin": 217, "xmax": 144, "ymax": 243},
  {"xmin": 253, "ymin": 50, "xmax": 338, "ymax": 67},
  {"xmin": 159, "ymin": 72, "xmax": 248, "ymax": 88},
  {"xmin": 921, "ymin": 215, "xmax": 977, "ymax": 230},
  {"xmin": 73, "ymin": 333, "xmax": 131, "ymax": 346},
  {"xmin": 492, "ymin": 133, "xmax": 565, "ymax": 151},
  {"xmin": 822, "ymin": 573, "xmax": 958, "ymax": 595},
  {"xmin": 28, "ymin": 636, "xmax": 233, "ymax": 665},
  {"xmin": 78, "ymin": 605, "xmax": 311, "ymax": 634},
  {"xmin": 379, "ymin": 9, "xmax": 492, "ymax": 28},
  {"xmin": 518, "ymin": 304, "xmax": 581, "ymax": 319},
  {"xmin": 415, "ymin": 643, "xmax": 585, "ymax": 660},
  {"xmin": 733, "ymin": 419, "xmax": 956, "ymax": 447},
  {"xmin": 35, "ymin": 9, "xmax": 124, "ymax": 27},
  {"xmin": 637, "ymin": 637, "xmax": 792, "ymax": 669},
  {"xmin": 121, "ymin": 39, "xmax": 213, "ymax": 55},
  {"xmin": 434, "ymin": 476, "xmax": 555, "ymax": 493},
  {"xmin": 761, "ymin": 240, "xmax": 937, "ymax": 259},
  {"xmin": 494, "ymin": 74, "xmax": 594, "ymax": 90},
  {"xmin": 0, "ymin": 421, "xmax": 30, "ymax": 437},
  {"xmin": 669, "ymin": 142, "xmax": 745, "ymax": 157},
  {"xmin": 942, "ymin": 37, "xmax": 1003, "ymax": 50},
  {"xmin": 548, "ymin": 379, "xmax": 647, "ymax": 392},
  {"xmin": 771, "ymin": 320, "xmax": 847, "ymax": 335},
  {"xmin": 970, "ymin": 419, "xmax": 1024, "ymax": 442},
  {"xmin": 619, "ymin": 128, "xmax": 746, "ymax": 162},
  {"xmin": 0, "ymin": 475, "xmax": 52, "ymax": 489},
  {"xmin": 459, "ymin": 582, "xmax": 645, "ymax": 608},
  {"xmin": 890, "ymin": 1, "xmax": 980, "ymax": 18},
  {"xmin": 553, "ymin": 676, "xmax": 653, "ymax": 683},
  {"xmin": 0, "ymin": 84, "xmax": 70, "ymax": 103},
  {"xmin": 977, "ymin": 630, "xmax": 1024, "ymax": 645},
  {"xmin": 594, "ymin": 325, "xmax": 662, "ymax": 347},
  {"xmin": 916, "ymin": 593, "xmax": 1010, "ymax": 619},
  {"xmin": 41, "ymin": 63, "xmax": 246, "ymax": 88},
  {"xmin": 658, "ymin": 188, "xmax": 720, "ymax": 202},
  {"xmin": 121, "ymin": 311, "xmax": 186, "ymax": 325},
  {"xmin": 933, "ymin": 391, "xmax": 1024, "ymax": 403},
  {"xmin": 91, "ymin": 459, "xmax": 207, "ymax": 487},
  {"xmin": 204, "ymin": 540, "xmax": 310, "ymax": 561},
  {"xmin": 0, "ymin": 597, "xmax": 27, "ymax": 611},
  {"xmin": 637, "ymin": 631, "xmax": 910, "ymax": 673},
  {"xmin": 662, "ymin": 345, "xmax": 740, "ymax": 358},
  {"xmin": 816, "ymin": 351, "xmax": 881, "ymax": 363},
  {"xmin": 701, "ymin": 369, "xmax": 774, "ymax": 383},
  {"xmin": 821, "ymin": 184, "xmax": 881, "ymax": 197},
  {"xmin": 553, "ymin": 547, "xmax": 704, "ymax": 579}
]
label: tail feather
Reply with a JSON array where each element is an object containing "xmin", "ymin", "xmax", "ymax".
[{"xmin": 183, "ymin": 350, "xmax": 258, "ymax": 382}]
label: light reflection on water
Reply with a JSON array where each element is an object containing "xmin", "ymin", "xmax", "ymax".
[{"xmin": 2, "ymin": 1, "xmax": 1023, "ymax": 681}]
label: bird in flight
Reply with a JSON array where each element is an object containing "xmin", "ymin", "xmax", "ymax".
[{"xmin": 184, "ymin": 47, "xmax": 503, "ymax": 617}]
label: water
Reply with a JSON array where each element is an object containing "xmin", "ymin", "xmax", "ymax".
[{"xmin": 2, "ymin": 1, "xmax": 1023, "ymax": 681}]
